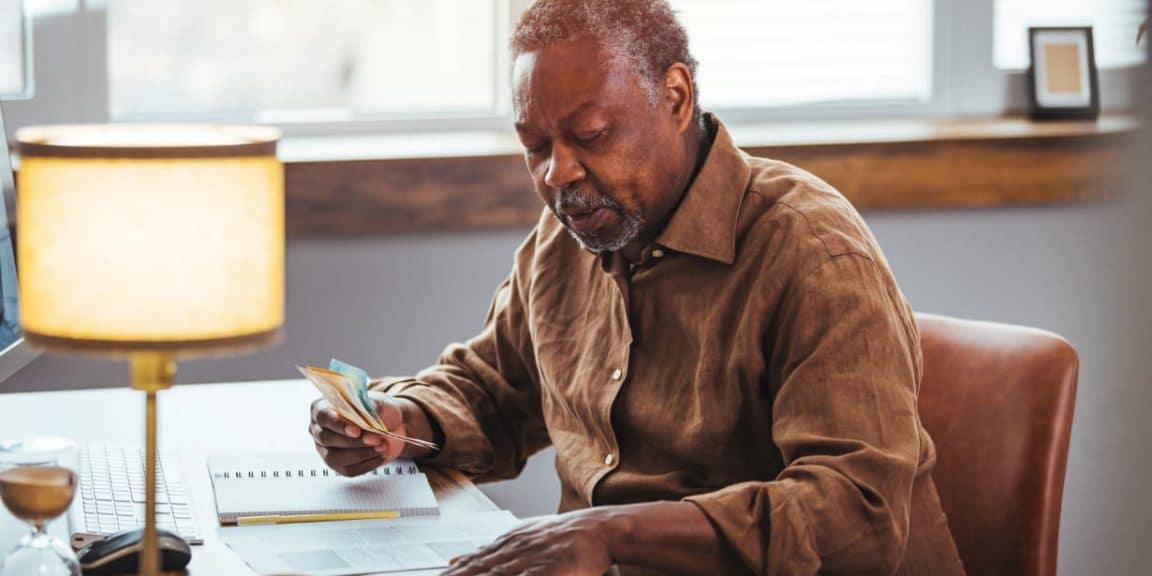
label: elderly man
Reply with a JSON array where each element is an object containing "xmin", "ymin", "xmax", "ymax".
[{"xmin": 310, "ymin": 1, "xmax": 965, "ymax": 574}]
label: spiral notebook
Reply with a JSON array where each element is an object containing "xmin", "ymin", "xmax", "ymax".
[{"xmin": 207, "ymin": 453, "xmax": 440, "ymax": 525}]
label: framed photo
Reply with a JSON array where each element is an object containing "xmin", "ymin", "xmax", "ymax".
[
  {"xmin": 0, "ymin": 0, "xmax": 32, "ymax": 99},
  {"xmin": 1027, "ymin": 27, "xmax": 1100, "ymax": 121}
]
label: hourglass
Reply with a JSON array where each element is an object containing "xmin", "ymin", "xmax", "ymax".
[{"xmin": 0, "ymin": 466, "xmax": 81, "ymax": 576}]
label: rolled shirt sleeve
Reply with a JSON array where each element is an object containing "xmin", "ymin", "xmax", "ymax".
[{"xmin": 686, "ymin": 252, "xmax": 924, "ymax": 575}]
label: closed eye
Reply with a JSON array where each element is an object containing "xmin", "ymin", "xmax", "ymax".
[
  {"xmin": 573, "ymin": 128, "xmax": 608, "ymax": 147},
  {"xmin": 523, "ymin": 141, "xmax": 550, "ymax": 156}
]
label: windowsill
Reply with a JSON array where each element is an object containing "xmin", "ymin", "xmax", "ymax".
[
  {"xmin": 279, "ymin": 114, "xmax": 1137, "ymax": 163},
  {"xmin": 280, "ymin": 113, "xmax": 1136, "ymax": 236}
]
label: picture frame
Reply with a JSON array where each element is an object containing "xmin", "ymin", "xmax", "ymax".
[{"xmin": 1027, "ymin": 26, "xmax": 1100, "ymax": 121}]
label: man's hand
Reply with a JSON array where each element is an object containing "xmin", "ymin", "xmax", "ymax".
[
  {"xmin": 309, "ymin": 394, "xmax": 407, "ymax": 476},
  {"xmin": 445, "ymin": 501, "xmax": 744, "ymax": 575},
  {"xmin": 443, "ymin": 509, "xmax": 616, "ymax": 576}
]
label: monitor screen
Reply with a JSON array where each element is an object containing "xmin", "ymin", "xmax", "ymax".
[{"xmin": 0, "ymin": 100, "xmax": 38, "ymax": 384}]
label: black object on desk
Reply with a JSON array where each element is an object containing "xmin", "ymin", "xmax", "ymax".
[{"xmin": 76, "ymin": 527, "xmax": 192, "ymax": 575}]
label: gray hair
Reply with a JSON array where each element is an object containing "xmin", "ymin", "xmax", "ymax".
[{"xmin": 511, "ymin": 0, "xmax": 701, "ymax": 120}]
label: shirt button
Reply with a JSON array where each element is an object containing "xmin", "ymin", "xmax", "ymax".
[
  {"xmin": 604, "ymin": 453, "xmax": 614, "ymax": 466},
  {"xmin": 611, "ymin": 368, "xmax": 623, "ymax": 381},
  {"xmin": 651, "ymin": 249, "xmax": 665, "ymax": 259}
]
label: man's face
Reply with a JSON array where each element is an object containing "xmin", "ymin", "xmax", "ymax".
[{"xmin": 512, "ymin": 37, "xmax": 687, "ymax": 253}]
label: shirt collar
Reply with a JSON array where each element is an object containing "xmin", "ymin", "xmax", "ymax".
[{"xmin": 652, "ymin": 114, "xmax": 750, "ymax": 265}]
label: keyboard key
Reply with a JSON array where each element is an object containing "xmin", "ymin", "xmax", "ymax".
[{"xmin": 73, "ymin": 443, "xmax": 203, "ymax": 545}]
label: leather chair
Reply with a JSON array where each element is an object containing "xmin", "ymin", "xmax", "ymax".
[{"xmin": 916, "ymin": 314, "xmax": 1078, "ymax": 576}]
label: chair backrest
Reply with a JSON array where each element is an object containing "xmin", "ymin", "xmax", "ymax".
[{"xmin": 916, "ymin": 313, "xmax": 1078, "ymax": 576}]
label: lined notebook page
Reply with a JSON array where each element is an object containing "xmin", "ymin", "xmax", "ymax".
[{"xmin": 207, "ymin": 453, "xmax": 439, "ymax": 524}]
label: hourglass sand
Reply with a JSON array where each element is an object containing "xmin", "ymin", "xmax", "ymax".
[{"xmin": 0, "ymin": 466, "xmax": 81, "ymax": 576}]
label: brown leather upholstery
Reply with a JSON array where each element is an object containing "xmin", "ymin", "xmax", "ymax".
[{"xmin": 916, "ymin": 314, "xmax": 1078, "ymax": 576}]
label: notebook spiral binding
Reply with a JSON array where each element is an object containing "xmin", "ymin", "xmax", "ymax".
[{"xmin": 218, "ymin": 463, "xmax": 420, "ymax": 480}]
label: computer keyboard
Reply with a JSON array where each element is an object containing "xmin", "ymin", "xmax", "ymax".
[{"xmin": 68, "ymin": 443, "xmax": 203, "ymax": 550}]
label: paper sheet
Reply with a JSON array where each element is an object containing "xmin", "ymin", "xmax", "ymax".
[{"xmin": 220, "ymin": 510, "xmax": 521, "ymax": 575}]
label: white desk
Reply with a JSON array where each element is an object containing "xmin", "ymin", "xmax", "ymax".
[{"xmin": 0, "ymin": 379, "xmax": 499, "ymax": 574}]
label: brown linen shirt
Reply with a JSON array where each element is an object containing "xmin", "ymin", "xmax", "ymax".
[{"xmin": 376, "ymin": 116, "xmax": 965, "ymax": 575}]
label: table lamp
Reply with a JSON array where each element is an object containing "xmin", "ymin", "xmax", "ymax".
[{"xmin": 14, "ymin": 124, "xmax": 284, "ymax": 576}]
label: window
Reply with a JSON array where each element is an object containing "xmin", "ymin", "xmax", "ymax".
[
  {"xmin": 669, "ymin": 0, "xmax": 934, "ymax": 109},
  {"xmin": 995, "ymin": 0, "xmax": 1147, "ymax": 70},
  {"xmin": 108, "ymin": 0, "xmax": 504, "ymax": 122},
  {"xmin": 105, "ymin": 0, "xmax": 934, "ymax": 123}
]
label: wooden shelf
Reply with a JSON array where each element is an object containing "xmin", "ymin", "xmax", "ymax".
[{"xmin": 275, "ymin": 115, "xmax": 1139, "ymax": 236}]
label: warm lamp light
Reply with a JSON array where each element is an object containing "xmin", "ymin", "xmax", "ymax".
[{"xmin": 15, "ymin": 123, "xmax": 284, "ymax": 576}]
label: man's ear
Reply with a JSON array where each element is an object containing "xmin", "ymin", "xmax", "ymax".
[{"xmin": 663, "ymin": 63, "xmax": 696, "ymax": 135}]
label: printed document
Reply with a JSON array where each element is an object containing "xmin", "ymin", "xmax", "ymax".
[{"xmin": 220, "ymin": 510, "xmax": 521, "ymax": 575}]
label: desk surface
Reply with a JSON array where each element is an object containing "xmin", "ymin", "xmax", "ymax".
[{"xmin": 0, "ymin": 379, "xmax": 499, "ymax": 574}]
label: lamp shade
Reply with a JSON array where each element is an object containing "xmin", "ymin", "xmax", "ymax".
[{"xmin": 15, "ymin": 124, "xmax": 284, "ymax": 355}]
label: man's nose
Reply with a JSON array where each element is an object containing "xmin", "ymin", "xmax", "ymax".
[{"xmin": 543, "ymin": 142, "xmax": 586, "ymax": 189}]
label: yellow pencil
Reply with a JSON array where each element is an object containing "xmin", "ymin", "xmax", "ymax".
[{"xmin": 236, "ymin": 510, "xmax": 400, "ymax": 525}]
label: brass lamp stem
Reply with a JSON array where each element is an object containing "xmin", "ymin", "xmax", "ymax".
[{"xmin": 130, "ymin": 352, "xmax": 176, "ymax": 576}]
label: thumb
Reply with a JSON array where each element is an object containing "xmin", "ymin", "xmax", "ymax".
[
  {"xmin": 368, "ymin": 393, "xmax": 409, "ymax": 462},
  {"xmin": 368, "ymin": 392, "xmax": 409, "ymax": 438}
]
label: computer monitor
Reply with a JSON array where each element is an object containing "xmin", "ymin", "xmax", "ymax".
[{"xmin": 0, "ymin": 100, "xmax": 39, "ymax": 383}]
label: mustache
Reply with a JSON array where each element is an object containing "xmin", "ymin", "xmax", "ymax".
[{"xmin": 554, "ymin": 186, "xmax": 621, "ymax": 214}]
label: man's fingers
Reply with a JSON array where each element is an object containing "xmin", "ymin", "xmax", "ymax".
[
  {"xmin": 445, "ymin": 543, "xmax": 499, "ymax": 575},
  {"xmin": 316, "ymin": 445, "xmax": 379, "ymax": 473},
  {"xmin": 324, "ymin": 447, "xmax": 384, "ymax": 477},
  {"xmin": 466, "ymin": 539, "xmax": 524, "ymax": 574},
  {"xmin": 312, "ymin": 404, "xmax": 364, "ymax": 438},
  {"xmin": 310, "ymin": 399, "xmax": 388, "ymax": 477},
  {"xmin": 310, "ymin": 423, "xmax": 369, "ymax": 448},
  {"xmin": 312, "ymin": 404, "xmax": 345, "ymax": 430},
  {"xmin": 342, "ymin": 453, "xmax": 385, "ymax": 477}
]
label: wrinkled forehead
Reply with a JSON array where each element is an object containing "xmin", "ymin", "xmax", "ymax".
[{"xmin": 512, "ymin": 38, "xmax": 642, "ymax": 123}]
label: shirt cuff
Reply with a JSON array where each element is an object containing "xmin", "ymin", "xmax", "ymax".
[
  {"xmin": 683, "ymin": 481, "xmax": 773, "ymax": 575},
  {"xmin": 371, "ymin": 377, "xmax": 496, "ymax": 476}
]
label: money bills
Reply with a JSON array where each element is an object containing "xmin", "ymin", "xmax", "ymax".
[{"xmin": 299, "ymin": 359, "xmax": 439, "ymax": 451}]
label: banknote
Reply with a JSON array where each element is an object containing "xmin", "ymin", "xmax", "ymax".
[
  {"xmin": 299, "ymin": 362, "xmax": 439, "ymax": 451},
  {"xmin": 297, "ymin": 366, "xmax": 377, "ymax": 432},
  {"xmin": 329, "ymin": 359, "xmax": 377, "ymax": 427}
]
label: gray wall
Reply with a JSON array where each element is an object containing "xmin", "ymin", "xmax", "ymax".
[{"xmin": 5, "ymin": 174, "xmax": 1152, "ymax": 574}]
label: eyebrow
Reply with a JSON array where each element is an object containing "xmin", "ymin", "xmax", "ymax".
[
  {"xmin": 559, "ymin": 100, "xmax": 601, "ymax": 125},
  {"xmin": 514, "ymin": 99, "xmax": 602, "ymax": 133}
]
